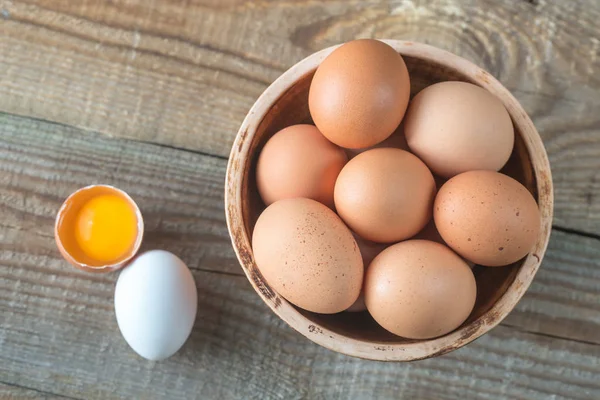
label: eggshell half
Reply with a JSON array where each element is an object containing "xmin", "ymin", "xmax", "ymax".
[{"xmin": 55, "ymin": 184, "xmax": 144, "ymax": 273}]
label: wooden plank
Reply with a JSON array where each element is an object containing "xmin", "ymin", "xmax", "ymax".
[
  {"xmin": 1, "ymin": 0, "xmax": 599, "ymax": 234},
  {"xmin": 0, "ymin": 112, "xmax": 239, "ymax": 275},
  {"xmin": 1, "ymin": 113, "xmax": 599, "ymax": 399},
  {"xmin": 2, "ymin": 0, "xmax": 598, "ymax": 154},
  {"xmin": 2, "ymin": 230, "xmax": 599, "ymax": 400},
  {"xmin": 1, "ymin": 112, "xmax": 599, "ymax": 344},
  {"xmin": 506, "ymin": 230, "xmax": 600, "ymax": 345}
]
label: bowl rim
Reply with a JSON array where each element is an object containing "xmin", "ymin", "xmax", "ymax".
[{"xmin": 225, "ymin": 40, "xmax": 554, "ymax": 361}]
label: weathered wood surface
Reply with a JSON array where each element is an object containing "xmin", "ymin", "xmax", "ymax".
[
  {"xmin": 1, "ymin": 0, "xmax": 599, "ymax": 398},
  {"xmin": 0, "ymin": 383, "xmax": 69, "ymax": 400},
  {"xmin": 1, "ymin": 115, "xmax": 600, "ymax": 399},
  {"xmin": 1, "ymin": 0, "xmax": 599, "ymax": 234}
]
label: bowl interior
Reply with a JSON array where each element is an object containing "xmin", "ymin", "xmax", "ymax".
[{"xmin": 240, "ymin": 55, "xmax": 537, "ymax": 344}]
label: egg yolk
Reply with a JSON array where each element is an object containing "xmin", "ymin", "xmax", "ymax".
[{"xmin": 74, "ymin": 194, "xmax": 138, "ymax": 264}]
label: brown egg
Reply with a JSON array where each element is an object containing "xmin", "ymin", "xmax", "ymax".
[
  {"xmin": 365, "ymin": 240, "xmax": 476, "ymax": 339},
  {"xmin": 256, "ymin": 124, "xmax": 347, "ymax": 208},
  {"xmin": 334, "ymin": 148, "xmax": 436, "ymax": 243},
  {"xmin": 309, "ymin": 39, "xmax": 410, "ymax": 149},
  {"xmin": 346, "ymin": 233, "xmax": 388, "ymax": 313},
  {"xmin": 404, "ymin": 81, "xmax": 514, "ymax": 178},
  {"xmin": 434, "ymin": 170, "xmax": 540, "ymax": 267},
  {"xmin": 252, "ymin": 198, "xmax": 363, "ymax": 314}
]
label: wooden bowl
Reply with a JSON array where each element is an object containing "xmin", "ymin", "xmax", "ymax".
[{"xmin": 225, "ymin": 40, "xmax": 553, "ymax": 361}]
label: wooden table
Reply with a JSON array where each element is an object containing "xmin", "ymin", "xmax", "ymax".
[{"xmin": 1, "ymin": 1, "xmax": 599, "ymax": 399}]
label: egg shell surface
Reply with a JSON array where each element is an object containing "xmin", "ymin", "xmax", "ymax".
[
  {"xmin": 404, "ymin": 81, "xmax": 514, "ymax": 178},
  {"xmin": 345, "ymin": 233, "xmax": 388, "ymax": 312},
  {"xmin": 434, "ymin": 170, "xmax": 540, "ymax": 267},
  {"xmin": 309, "ymin": 39, "xmax": 410, "ymax": 149},
  {"xmin": 252, "ymin": 198, "xmax": 363, "ymax": 314},
  {"xmin": 334, "ymin": 148, "xmax": 436, "ymax": 243},
  {"xmin": 365, "ymin": 240, "xmax": 476, "ymax": 339},
  {"xmin": 114, "ymin": 250, "xmax": 198, "ymax": 360},
  {"xmin": 256, "ymin": 124, "xmax": 347, "ymax": 208}
]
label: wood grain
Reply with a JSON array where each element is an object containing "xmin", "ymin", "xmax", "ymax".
[
  {"xmin": 1, "ymin": 0, "xmax": 599, "ymax": 234},
  {"xmin": 2, "ymin": 225, "xmax": 600, "ymax": 400},
  {"xmin": 2, "ymin": 113, "xmax": 599, "ymax": 345},
  {"xmin": 0, "ymin": 383, "xmax": 72, "ymax": 400},
  {"xmin": 1, "ymin": 0, "xmax": 600, "ymax": 397},
  {"xmin": 0, "ymin": 113, "xmax": 238, "ymax": 275},
  {"xmin": 505, "ymin": 230, "xmax": 600, "ymax": 346},
  {"xmin": 3, "ymin": 262, "xmax": 600, "ymax": 400},
  {"xmin": 1, "ymin": 113, "xmax": 599, "ymax": 399}
]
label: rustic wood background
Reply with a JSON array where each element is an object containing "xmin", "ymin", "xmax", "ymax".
[{"xmin": 1, "ymin": 0, "xmax": 599, "ymax": 399}]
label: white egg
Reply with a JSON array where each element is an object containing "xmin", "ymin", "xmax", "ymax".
[{"xmin": 114, "ymin": 250, "xmax": 197, "ymax": 360}]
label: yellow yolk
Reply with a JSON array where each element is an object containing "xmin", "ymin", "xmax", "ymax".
[{"xmin": 74, "ymin": 194, "xmax": 138, "ymax": 264}]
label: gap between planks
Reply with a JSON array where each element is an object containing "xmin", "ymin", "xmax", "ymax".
[
  {"xmin": 0, "ymin": 380, "xmax": 82, "ymax": 400},
  {"xmin": 501, "ymin": 323, "xmax": 600, "ymax": 347},
  {"xmin": 552, "ymin": 225, "xmax": 600, "ymax": 242},
  {"xmin": 2, "ymin": 110, "xmax": 599, "ymax": 241},
  {"xmin": 4, "ymin": 11, "xmax": 274, "ymax": 88},
  {"xmin": 0, "ymin": 111, "xmax": 229, "ymax": 161},
  {"xmin": 12, "ymin": 0, "xmax": 288, "ymax": 74}
]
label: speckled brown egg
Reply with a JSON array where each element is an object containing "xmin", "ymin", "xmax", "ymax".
[
  {"xmin": 252, "ymin": 198, "xmax": 363, "ymax": 314},
  {"xmin": 309, "ymin": 39, "xmax": 410, "ymax": 149},
  {"xmin": 365, "ymin": 240, "xmax": 476, "ymax": 339},
  {"xmin": 434, "ymin": 170, "xmax": 540, "ymax": 267},
  {"xmin": 334, "ymin": 148, "xmax": 436, "ymax": 243},
  {"xmin": 404, "ymin": 81, "xmax": 514, "ymax": 178},
  {"xmin": 256, "ymin": 124, "xmax": 347, "ymax": 208},
  {"xmin": 346, "ymin": 233, "xmax": 388, "ymax": 313}
]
